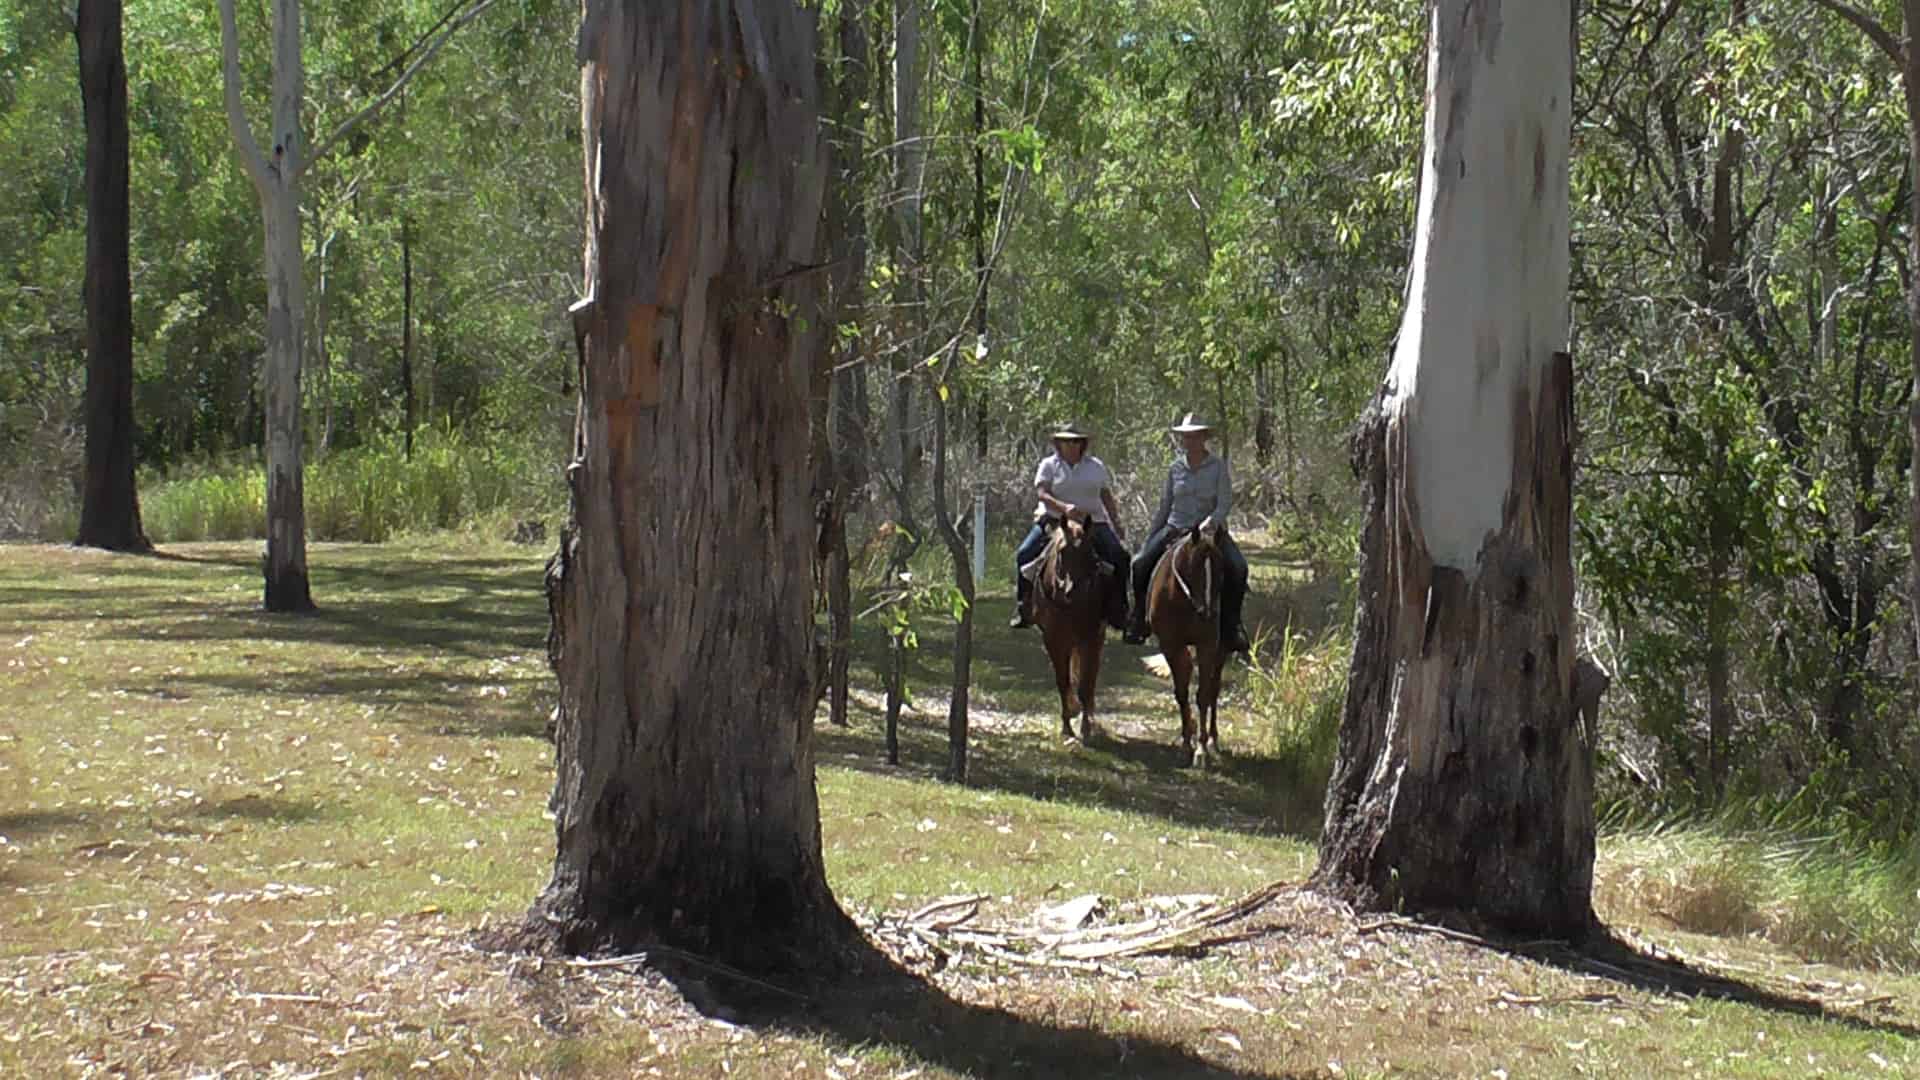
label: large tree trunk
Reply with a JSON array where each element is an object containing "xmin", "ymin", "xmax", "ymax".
[
  {"xmin": 527, "ymin": 0, "xmax": 854, "ymax": 972},
  {"xmin": 1312, "ymin": 0, "xmax": 1597, "ymax": 938},
  {"xmin": 74, "ymin": 0, "xmax": 150, "ymax": 553}
]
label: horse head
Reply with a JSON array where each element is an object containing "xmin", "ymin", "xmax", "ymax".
[
  {"xmin": 1173, "ymin": 519, "xmax": 1225, "ymax": 620},
  {"xmin": 1042, "ymin": 517, "xmax": 1098, "ymax": 601}
]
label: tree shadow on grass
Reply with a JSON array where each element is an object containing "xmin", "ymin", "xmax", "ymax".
[
  {"xmin": 0, "ymin": 797, "xmax": 334, "ymax": 840},
  {"xmin": 1421, "ymin": 923, "xmax": 1920, "ymax": 1040},
  {"xmin": 1545, "ymin": 930, "xmax": 1920, "ymax": 1038},
  {"xmin": 104, "ymin": 569, "xmax": 546, "ymax": 659},
  {"xmin": 817, "ymin": 710, "xmax": 1323, "ymax": 842},
  {"xmin": 647, "ymin": 939, "xmax": 1306, "ymax": 1079},
  {"xmin": 119, "ymin": 666, "xmax": 552, "ymax": 740}
]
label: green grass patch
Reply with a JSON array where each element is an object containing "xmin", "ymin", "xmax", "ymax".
[
  {"xmin": 135, "ymin": 427, "xmax": 563, "ymax": 545},
  {"xmin": 1, "ymin": 536, "xmax": 1916, "ymax": 1078}
]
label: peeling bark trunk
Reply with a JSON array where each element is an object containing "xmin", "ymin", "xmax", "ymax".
[
  {"xmin": 1312, "ymin": 0, "xmax": 1597, "ymax": 938},
  {"xmin": 527, "ymin": 0, "xmax": 854, "ymax": 972},
  {"xmin": 74, "ymin": 0, "xmax": 150, "ymax": 554}
]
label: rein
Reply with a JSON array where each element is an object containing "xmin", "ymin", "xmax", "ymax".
[{"xmin": 1168, "ymin": 534, "xmax": 1218, "ymax": 619}]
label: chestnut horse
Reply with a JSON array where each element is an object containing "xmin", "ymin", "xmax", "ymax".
[
  {"xmin": 1146, "ymin": 520, "xmax": 1227, "ymax": 768},
  {"xmin": 1031, "ymin": 518, "xmax": 1111, "ymax": 743}
]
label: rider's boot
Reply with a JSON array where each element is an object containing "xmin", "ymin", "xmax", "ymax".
[
  {"xmin": 1122, "ymin": 596, "xmax": 1150, "ymax": 645},
  {"xmin": 1008, "ymin": 578, "xmax": 1035, "ymax": 629},
  {"xmin": 1104, "ymin": 578, "xmax": 1128, "ymax": 632}
]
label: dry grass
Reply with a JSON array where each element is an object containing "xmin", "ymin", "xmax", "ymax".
[{"xmin": 3, "ymin": 538, "xmax": 1917, "ymax": 1078}]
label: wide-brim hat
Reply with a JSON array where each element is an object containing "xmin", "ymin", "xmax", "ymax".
[
  {"xmin": 1170, "ymin": 412, "xmax": 1213, "ymax": 434},
  {"xmin": 1050, "ymin": 423, "xmax": 1091, "ymax": 441}
]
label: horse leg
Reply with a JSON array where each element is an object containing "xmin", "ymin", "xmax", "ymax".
[
  {"xmin": 1166, "ymin": 644, "xmax": 1196, "ymax": 765},
  {"xmin": 1044, "ymin": 626, "xmax": 1076, "ymax": 741},
  {"xmin": 1196, "ymin": 642, "xmax": 1223, "ymax": 769},
  {"xmin": 1079, "ymin": 634, "xmax": 1104, "ymax": 744}
]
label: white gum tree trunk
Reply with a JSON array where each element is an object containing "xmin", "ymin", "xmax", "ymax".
[
  {"xmin": 221, "ymin": 0, "xmax": 312, "ymax": 612},
  {"xmin": 219, "ymin": 0, "xmax": 496, "ymax": 612},
  {"xmin": 1312, "ymin": 0, "xmax": 1602, "ymax": 937}
]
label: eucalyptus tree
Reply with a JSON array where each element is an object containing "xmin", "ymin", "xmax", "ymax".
[
  {"xmin": 530, "ymin": 0, "xmax": 857, "ymax": 969},
  {"xmin": 73, "ymin": 0, "xmax": 149, "ymax": 552},
  {"xmin": 1312, "ymin": 0, "xmax": 1601, "ymax": 935},
  {"xmin": 1808, "ymin": 0, "xmax": 1920, "ymax": 732},
  {"xmin": 216, "ymin": 0, "xmax": 497, "ymax": 610},
  {"xmin": 1576, "ymin": 0, "xmax": 1910, "ymax": 799}
]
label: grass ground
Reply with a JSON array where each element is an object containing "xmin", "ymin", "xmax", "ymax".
[{"xmin": 2, "ymin": 535, "xmax": 1916, "ymax": 1078}]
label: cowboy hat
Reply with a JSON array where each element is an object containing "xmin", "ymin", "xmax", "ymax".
[
  {"xmin": 1050, "ymin": 423, "xmax": 1091, "ymax": 441},
  {"xmin": 1169, "ymin": 412, "xmax": 1213, "ymax": 434}
]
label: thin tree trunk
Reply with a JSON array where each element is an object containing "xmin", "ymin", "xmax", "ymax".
[
  {"xmin": 74, "ymin": 0, "xmax": 150, "ymax": 553},
  {"xmin": 316, "ymin": 230, "xmax": 335, "ymax": 454},
  {"xmin": 822, "ymin": 0, "xmax": 871, "ymax": 730},
  {"xmin": 402, "ymin": 212, "xmax": 415, "ymax": 460},
  {"xmin": 1312, "ymin": 0, "xmax": 1598, "ymax": 937},
  {"xmin": 1903, "ymin": 0, "xmax": 1920, "ymax": 707},
  {"xmin": 882, "ymin": 0, "xmax": 925, "ymax": 740},
  {"xmin": 527, "ymin": 0, "xmax": 853, "ymax": 971},
  {"xmin": 1705, "ymin": 519, "xmax": 1731, "ymax": 803},
  {"xmin": 1253, "ymin": 347, "xmax": 1275, "ymax": 471},
  {"xmin": 932, "ymin": 377, "xmax": 974, "ymax": 783}
]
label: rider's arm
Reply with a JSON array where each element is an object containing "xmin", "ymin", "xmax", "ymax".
[
  {"xmin": 1146, "ymin": 470, "xmax": 1173, "ymax": 535},
  {"xmin": 1100, "ymin": 488, "xmax": 1124, "ymax": 537},
  {"xmin": 1036, "ymin": 482, "xmax": 1079, "ymax": 520}
]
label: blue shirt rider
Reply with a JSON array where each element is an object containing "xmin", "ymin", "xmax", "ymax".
[{"xmin": 1123, "ymin": 413, "xmax": 1251, "ymax": 654}]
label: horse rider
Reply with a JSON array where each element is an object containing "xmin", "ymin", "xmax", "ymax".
[
  {"xmin": 1123, "ymin": 413, "xmax": 1251, "ymax": 654},
  {"xmin": 1008, "ymin": 423, "xmax": 1130, "ymax": 630}
]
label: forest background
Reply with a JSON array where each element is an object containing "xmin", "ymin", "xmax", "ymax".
[{"xmin": 4, "ymin": 0, "xmax": 1918, "ymax": 912}]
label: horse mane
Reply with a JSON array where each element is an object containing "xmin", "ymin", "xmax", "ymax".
[{"xmin": 1166, "ymin": 521, "xmax": 1225, "ymax": 620}]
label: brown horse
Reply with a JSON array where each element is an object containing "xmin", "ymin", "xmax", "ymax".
[
  {"xmin": 1146, "ymin": 520, "xmax": 1228, "ymax": 768},
  {"xmin": 1031, "ymin": 518, "xmax": 1110, "ymax": 743}
]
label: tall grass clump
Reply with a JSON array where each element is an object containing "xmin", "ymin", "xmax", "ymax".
[
  {"xmin": 1598, "ymin": 804, "xmax": 1920, "ymax": 972},
  {"xmin": 140, "ymin": 460, "xmax": 266, "ymax": 541},
  {"xmin": 1247, "ymin": 622, "xmax": 1349, "ymax": 817},
  {"xmin": 140, "ymin": 426, "xmax": 562, "ymax": 544}
]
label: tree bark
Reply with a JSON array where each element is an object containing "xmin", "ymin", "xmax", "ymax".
[
  {"xmin": 74, "ymin": 0, "xmax": 150, "ymax": 553},
  {"xmin": 220, "ymin": 0, "xmax": 313, "ymax": 612},
  {"xmin": 1312, "ymin": 0, "xmax": 1597, "ymax": 938},
  {"xmin": 527, "ymin": 0, "xmax": 854, "ymax": 972}
]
